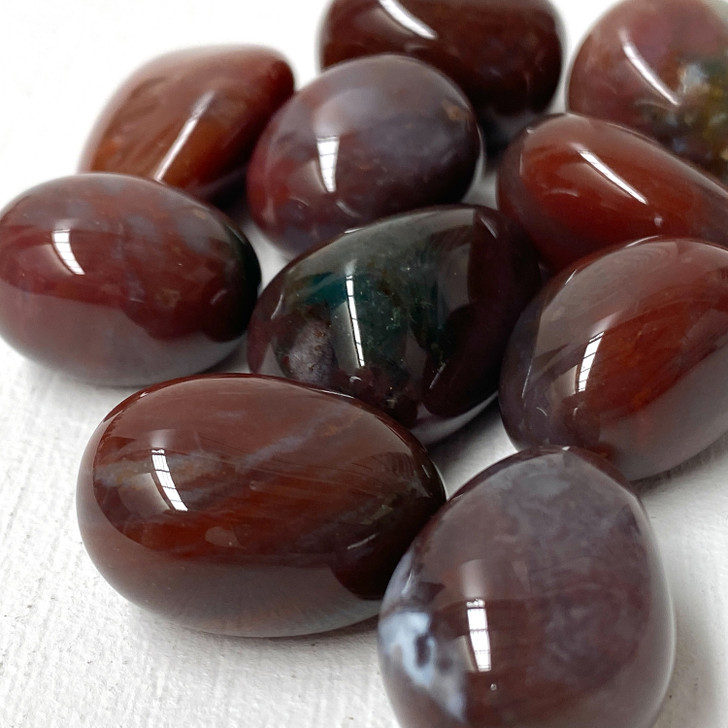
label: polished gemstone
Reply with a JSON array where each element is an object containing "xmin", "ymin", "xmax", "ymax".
[
  {"xmin": 569, "ymin": 0, "xmax": 728, "ymax": 184},
  {"xmin": 0, "ymin": 173, "xmax": 260, "ymax": 385},
  {"xmin": 379, "ymin": 447, "xmax": 674, "ymax": 728},
  {"xmin": 498, "ymin": 113, "xmax": 728, "ymax": 270},
  {"xmin": 79, "ymin": 46, "xmax": 294, "ymax": 200},
  {"xmin": 499, "ymin": 237, "xmax": 728, "ymax": 480},
  {"xmin": 319, "ymin": 0, "xmax": 564, "ymax": 149},
  {"xmin": 246, "ymin": 55, "xmax": 481, "ymax": 257},
  {"xmin": 247, "ymin": 205, "xmax": 540, "ymax": 444},
  {"xmin": 77, "ymin": 374, "xmax": 446, "ymax": 637}
]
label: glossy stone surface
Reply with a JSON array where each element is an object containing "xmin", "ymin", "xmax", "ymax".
[
  {"xmin": 569, "ymin": 0, "xmax": 728, "ymax": 184},
  {"xmin": 247, "ymin": 205, "xmax": 540, "ymax": 444},
  {"xmin": 0, "ymin": 174, "xmax": 260, "ymax": 385},
  {"xmin": 319, "ymin": 0, "xmax": 564, "ymax": 149},
  {"xmin": 246, "ymin": 55, "xmax": 481, "ymax": 257},
  {"xmin": 79, "ymin": 46, "xmax": 294, "ymax": 200},
  {"xmin": 498, "ymin": 113, "xmax": 728, "ymax": 271},
  {"xmin": 500, "ymin": 237, "xmax": 728, "ymax": 480},
  {"xmin": 77, "ymin": 374, "xmax": 445, "ymax": 637},
  {"xmin": 379, "ymin": 447, "xmax": 674, "ymax": 728}
]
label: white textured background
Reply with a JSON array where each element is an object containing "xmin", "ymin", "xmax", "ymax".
[{"xmin": 0, "ymin": 1, "xmax": 725, "ymax": 726}]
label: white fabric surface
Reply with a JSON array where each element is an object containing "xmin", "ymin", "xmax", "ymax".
[{"xmin": 0, "ymin": 1, "xmax": 725, "ymax": 726}]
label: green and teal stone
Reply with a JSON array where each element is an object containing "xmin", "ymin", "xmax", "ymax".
[{"xmin": 247, "ymin": 205, "xmax": 540, "ymax": 444}]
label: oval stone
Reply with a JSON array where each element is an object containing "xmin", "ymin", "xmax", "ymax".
[
  {"xmin": 378, "ymin": 447, "xmax": 674, "ymax": 728},
  {"xmin": 319, "ymin": 0, "xmax": 564, "ymax": 149},
  {"xmin": 77, "ymin": 374, "xmax": 446, "ymax": 637},
  {"xmin": 246, "ymin": 55, "xmax": 481, "ymax": 257},
  {"xmin": 247, "ymin": 205, "xmax": 540, "ymax": 444},
  {"xmin": 569, "ymin": 0, "xmax": 728, "ymax": 184},
  {"xmin": 79, "ymin": 46, "xmax": 294, "ymax": 200},
  {"xmin": 0, "ymin": 173, "xmax": 260, "ymax": 385},
  {"xmin": 497, "ymin": 113, "xmax": 728, "ymax": 271},
  {"xmin": 499, "ymin": 237, "xmax": 728, "ymax": 480}
]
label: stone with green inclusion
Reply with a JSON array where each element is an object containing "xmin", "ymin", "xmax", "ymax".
[
  {"xmin": 247, "ymin": 205, "xmax": 540, "ymax": 445},
  {"xmin": 569, "ymin": 0, "xmax": 728, "ymax": 183}
]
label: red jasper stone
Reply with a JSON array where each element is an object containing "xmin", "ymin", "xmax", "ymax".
[
  {"xmin": 499, "ymin": 237, "xmax": 728, "ymax": 480},
  {"xmin": 79, "ymin": 46, "xmax": 294, "ymax": 200},
  {"xmin": 246, "ymin": 55, "xmax": 481, "ymax": 257},
  {"xmin": 379, "ymin": 448, "xmax": 674, "ymax": 728},
  {"xmin": 247, "ymin": 205, "xmax": 540, "ymax": 445},
  {"xmin": 77, "ymin": 374, "xmax": 446, "ymax": 637},
  {"xmin": 497, "ymin": 113, "xmax": 728, "ymax": 271},
  {"xmin": 0, "ymin": 174, "xmax": 260, "ymax": 385},
  {"xmin": 569, "ymin": 0, "xmax": 728, "ymax": 184},
  {"xmin": 319, "ymin": 0, "xmax": 564, "ymax": 149}
]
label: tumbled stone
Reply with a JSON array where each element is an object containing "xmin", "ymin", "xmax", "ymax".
[
  {"xmin": 77, "ymin": 374, "xmax": 446, "ymax": 637},
  {"xmin": 319, "ymin": 0, "xmax": 564, "ymax": 149},
  {"xmin": 379, "ymin": 447, "xmax": 674, "ymax": 728},
  {"xmin": 79, "ymin": 46, "xmax": 294, "ymax": 200},
  {"xmin": 0, "ymin": 173, "xmax": 260, "ymax": 385},
  {"xmin": 498, "ymin": 113, "xmax": 728, "ymax": 270},
  {"xmin": 247, "ymin": 205, "xmax": 540, "ymax": 444},
  {"xmin": 246, "ymin": 55, "xmax": 481, "ymax": 257},
  {"xmin": 569, "ymin": 0, "xmax": 728, "ymax": 184},
  {"xmin": 499, "ymin": 237, "xmax": 728, "ymax": 480}
]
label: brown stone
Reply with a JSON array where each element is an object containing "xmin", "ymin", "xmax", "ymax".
[
  {"xmin": 79, "ymin": 46, "xmax": 294, "ymax": 200},
  {"xmin": 379, "ymin": 447, "xmax": 674, "ymax": 728},
  {"xmin": 77, "ymin": 374, "xmax": 446, "ymax": 637},
  {"xmin": 499, "ymin": 237, "xmax": 728, "ymax": 479}
]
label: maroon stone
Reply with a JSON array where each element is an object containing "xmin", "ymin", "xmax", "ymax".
[
  {"xmin": 247, "ymin": 205, "xmax": 540, "ymax": 445},
  {"xmin": 77, "ymin": 374, "xmax": 446, "ymax": 637},
  {"xmin": 499, "ymin": 237, "xmax": 728, "ymax": 480},
  {"xmin": 379, "ymin": 447, "xmax": 674, "ymax": 728},
  {"xmin": 246, "ymin": 55, "xmax": 481, "ymax": 257},
  {"xmin": 0, "ymin": 173, "xmax": 260, "ymax": 385},
  {"xmin": 79, "ymin": 46, "xmax": 294, "ymax": 201},
  {"xmin": 319, "ymin": 0, "xmax": 564, "ymax": 149},
  {"xmin": 497, "ymin": 113, "xmax": 728, "ymax": 271},
  {"xmin": 569, "ymin": 0, "xmax": 728, "ymax": 184}
]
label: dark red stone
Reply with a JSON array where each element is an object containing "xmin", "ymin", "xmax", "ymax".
[
  {"xmin": 247, "ymin": 205, "xmax": 540, "ymax": 444},
  {"xmin": 319, "ymin": 0, "xmax": 564, "ymax": 149},
  {"xmin": 246, "ymin": 55, "xmax": 481, "ymax": 257},
  {"xmin": 77, "ymin": 374, "xmax": 446, "ymax": 637},
  {"xmin": 379, "ymin": 447, "xmax": 674, "ymax": 728},
  {"xmin": 497, "ymin": 113, "xmax": 728, "ymax": 271},
  {"xmin": 569, "ymin": 0, "xmax": 728, "ymax": 184},
  {"xmin": 499, "ymin": 237, "xmax": 728, "ymax": 480},
  {"xmin": 0, "ymin": 173, "xmax": 260, "ymax": 385},
  {"xmin": 79, "ymin": 46, "xmax": 294, "ymax": 200}
]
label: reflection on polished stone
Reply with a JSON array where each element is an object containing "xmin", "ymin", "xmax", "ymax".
[
  {"xmin": 247, "ymin": 205, "xmax": 540, "ymax": 444},
  {"xmin": 379, "ymin": 448, "xmax": 674, "ymax": 728},
  {"xmin": 499, "ymin": 237, "xmax": 728, "ymax": 479},
  {"xmin": 569, "ymin": 0, "xmax": 728, "ymax": 184},
  {"xmin": 80, "ymin": 46, "xmax": 294, "ymax": 200},
  {"xmin": 319, "ymin": 0, "xmax": 564, "ymax": 148},
  {"xmin": 77, "ymin": 374, "xmax": 446, "ymax": 636},
  {"xmin": 498, "ymin": 113, "xmax": 728, "ymax": 271},
  {"xmin": 246, "ymin": 55, "xmax": 481, "ymax": 257},
  {"xmin": 0, "ymin": 173, "xmax": 260, "ymax": 384}
]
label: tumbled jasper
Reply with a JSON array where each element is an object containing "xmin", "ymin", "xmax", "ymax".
[
  {"xmin": 247, "ymin": 205, "xmax": 540, "ymax": 444},
  {"xmin": 246, "ymin": 55, "xmax": 481, "ymax": 257},
  {"xmin": 79, "ymin": 46, "xmax": 294, "ymax": 200},
  {"xmin": 77, "ymin": 374, "xmax": 446, "ymax": 637},
  {"xmin": 0, "ymin": 173, "xmax": 260, "ymax": 385},
  {"xmin": 498, "ymin": 113, "xmax": 728, "ymax": 271},
  {"xmin": 379, "ymin": 447, "xmax": 674, "ymax": 728},
  {"xmin": 499, "ymin": 237, "xmax": 728, "ymax": 480},
  {"xmin": 569, "ymin": 0, "xmax": 728, "ymax": 184},
  {"xmin": 319, "ymin": 0, "xmax": 564, "ymax": 149}
]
